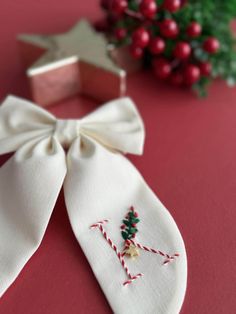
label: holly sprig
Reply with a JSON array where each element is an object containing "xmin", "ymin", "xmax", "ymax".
[
  {"xmin": 99, "ymin": 0, "xmax": 236, "ymax": 96},
  {"xmin": 121, "ymin": 206, "xmax": 140, "ymax": 240}
]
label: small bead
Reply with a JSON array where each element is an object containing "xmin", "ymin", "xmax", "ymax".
[
  {"xmin": 149, "ymin": 37, "xmax": 165, "ymax": 55},
  {"xmin": 111, "ymin": 0, "xmax": 128, "ymax": 15},
  {"xmin": 132, "ymin": 27, "xmax": 150, "ymax": 48},
  {"xmin": 199, "ymin": 61, "xmax": 212, "ymax": 76},
  {"xmin": 160, "ymin": 19, "xmax": 179, "ymax": 38},
  {"xmin": 153, "ymin": 58, "xmax": 172, "ymax": 79},
  {"xmin": 174, "ymin": 42, "xmax": 191, "ymax": 59},
  {"xmin": 187, "ymin": 22, "xmax": 202, "ymax": 37},
  {"xmin": 163, "ymin": 0, "xmax": 181, "ymax": 12},
  {"xmin": 184, "ymin": 64, "xmax": 200, "ymax": 85},
  {"xmin": 139, "ymin": 0, "xmax": 157, "ymax": 19},
  {"xmin": 203, "ymin": 37, "xmax": 220, "ymax": 54},
  {"xmin": 114, "ymin": 27, "xmax": 127, "ymax": 40},
  {"xmin": 129, "ymin": 45, "xmax": 144, "ymax": 59}
]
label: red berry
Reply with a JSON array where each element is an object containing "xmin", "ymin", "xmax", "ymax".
[
  {"xmin": 94, "ymin": 19, "xmax": 109, "ymax": 32},
  {"xmin": 130, "ymin": 45, "xmax": 144, "ymax": 59},
  {"xmin": 153, "ymin": 58, "xmax": 172, "ymax": 79},
  {"xmin": 163, "ymin": 0, "xmax": 181, "ymax": 12},
  {"xmin": 139, "ymin": 0, "xmax": 157, "ymax": 19},
  {"xmin": 132, "ymin": 223, "xmax": 136, "ymax": 227},
  {"xmin": 106, "ymin": 13, "xmax": 120, "ymax": 26},
  {"xmin": 170, "ymin": 71, "xmax": 184, "ymax": 85},
  {"xmin": 199, "ymin": 61, "xmax": 212, "ymax": 76},
  {"xmin": 160, "ymin": 19, "xmax": 179, "ymax": 38},
  {"xmin": 111, "ymin": 0, "xmax": 128, "ymax": 14},
  {"xmin": 174, "ymin": 42, "xmax": 191, "ymax": 59},
  {"xmin": 203, "ymin": 37, "xmax": 220, "ymax": 54},
  {"xmin": 114, "ymin": 27, "xmax": 127, "ymax": 40},
  {"xmin": 100, "ymin": 0, "xmax": 112, "ymax": 10},
  {"xmin": 149, "ymin": 37, "xmax": 165, "ymax": 55},
  {"xmin": 134, "ymin": 212, "xmax": 138, "ymax": 217},
  {"xmin": 187, "ymin": 22, "xmax": 202, "ymax": 37},
  {"xmin": 184, "ymin": 64, "xmax": 200, "ymax": 84},
  {"xmin": 132, "ymin": 234, "xmax": 136, "ymax": 238},
  {"xmin": 132, "ymin": 27, "xmax": 150, "ymax": 48},
  {"xmin": 120, "ymin": 224, "xmax": 126, "ymax": 229}
]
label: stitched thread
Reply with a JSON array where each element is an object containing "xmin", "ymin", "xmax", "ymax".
[
  {"xmin": 90, "ymin": 206, "xmax": 179, "ymax": 287},
  {"xmin": 90, "ymin": 220, "xmax": 143, "ymax": 286},
  {"xmin": 124, "ymin": 239, "xmax": 179, "ymax": 264}
]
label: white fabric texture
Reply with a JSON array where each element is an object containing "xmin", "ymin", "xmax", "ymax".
[{"xmin": 0, "ymin": 95, "xmax": 187, "ymax": 314}]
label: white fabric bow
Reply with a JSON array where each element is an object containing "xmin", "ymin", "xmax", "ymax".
[{"xmin": 0, "ymin": 96, "xmax": 187, "ymax": 314}]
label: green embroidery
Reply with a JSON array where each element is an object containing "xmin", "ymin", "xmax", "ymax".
[{"xmin": 121, "ymin": 206, "xmax": 140, "ymax": 240}]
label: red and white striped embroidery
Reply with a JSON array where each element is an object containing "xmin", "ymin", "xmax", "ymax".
[
  {"xmin": 90, "ymin": 220, "xmax": 143, "ymax": 286},
  {"xmin": 124, "ymin": 239, "xmax": 179, "ymax": 265},
  {"xmin": 121, "ymin": 206, "xmax": 179, "ymax": 264},
  {"xmin": 90, "ymin": 206, "xmax": 179, "ymax": 286}
]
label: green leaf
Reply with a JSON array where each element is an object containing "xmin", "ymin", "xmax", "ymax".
[
  {"xmin": 227, "ymin": 76, "xmax": 236, "ymax": 86},
  {"xmin": 192, "ymin": 77, "xmax": 211, "ymax": 97},
  {"xmin": 128, "ymin": 0, "xmax": 139, "ymax": 11},
  {"xmin": 123, "ymin": 219, "xmax": 130, "ymax": 227},
  {"xmin": 128, "ymin": 211, "xmax": 134, "ymax": 218},
  {"xmin": 121, "ymin": 231, "xmax": 128, "ymax": 240},
  {"xmin": 130, "ymin": 227, "xmax": 138, "ymax": 234}
]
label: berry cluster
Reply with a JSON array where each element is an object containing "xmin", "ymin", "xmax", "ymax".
[
  {"xmin": 100, "ymin": 0, "xmax": 221, "ymax": 88},
  {"xmin": 121, "ymin": 206, "xmax": 140, "ymax": 240}
]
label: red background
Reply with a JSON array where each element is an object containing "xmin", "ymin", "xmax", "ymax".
[{"xmin": 0, "ymin": 1, "xmax": 236, "ymax": 313}]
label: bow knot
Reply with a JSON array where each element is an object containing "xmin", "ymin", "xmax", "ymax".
[{"xmin": 55, "ymin": 119, "xmax": 80, "ymax": 148}]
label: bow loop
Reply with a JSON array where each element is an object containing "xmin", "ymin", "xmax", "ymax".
[
  {"xmin": 0, "ymin": 96, "xmax": 55, "ymax": 155},
  {"xmin": 79, "ymin": 97, "xmax": 145, "ymax": 155}
]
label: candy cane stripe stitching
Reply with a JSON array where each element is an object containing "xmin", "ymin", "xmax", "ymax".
[
  {"xmin": 90, "ymin": 220, "xmax": 143, "ymax": 286},
  {"xmin": 126, "ymin": 239, "xmax": 179, "ymax": 264},
  {"xmin": 90, "ymin": 206, "xmax": 179, "ymax": 287}
]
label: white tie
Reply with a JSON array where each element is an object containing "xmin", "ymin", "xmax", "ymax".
[{"xmin": 0, "ymin": 95, "xmax": 187, "ymax": 314}]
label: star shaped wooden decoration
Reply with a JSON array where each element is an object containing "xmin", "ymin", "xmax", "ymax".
[
  {"xmin": 18, "ymin": 20, "xmax": 126, "ymax": 106},
  {"xmin": 124, "ymin": 244, "xmax": 140, "ymax": 259}
]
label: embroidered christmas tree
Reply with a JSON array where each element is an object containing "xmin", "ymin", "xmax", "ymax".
[
  {"xmin": 121, "ymin": 206, "xmax": 140, "ymax": 258},
  {"xmin": 121, "ymin": 206, "xmax": 140, "ymax": 240}
]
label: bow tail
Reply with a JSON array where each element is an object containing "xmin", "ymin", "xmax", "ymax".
[
  {"xmin": 0, "ymin": 138, "xmax": 66, "ymax": 297},
  {"xmin": 64, "ymin": 136, "xmax": 187, "ymax": 314}
]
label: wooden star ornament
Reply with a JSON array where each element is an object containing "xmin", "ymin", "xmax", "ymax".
[
  {"xmin": 124, "ymin": 244, "xmax": 140, "ymax": 259},
  {"xmin": 18, "ymin": 19, "xmax": 126, "ymax": 107}
]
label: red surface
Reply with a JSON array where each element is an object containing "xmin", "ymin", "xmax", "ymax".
[{"xmin": 0, "ymin": 1, "xmax": 236, "ymax": 313}]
